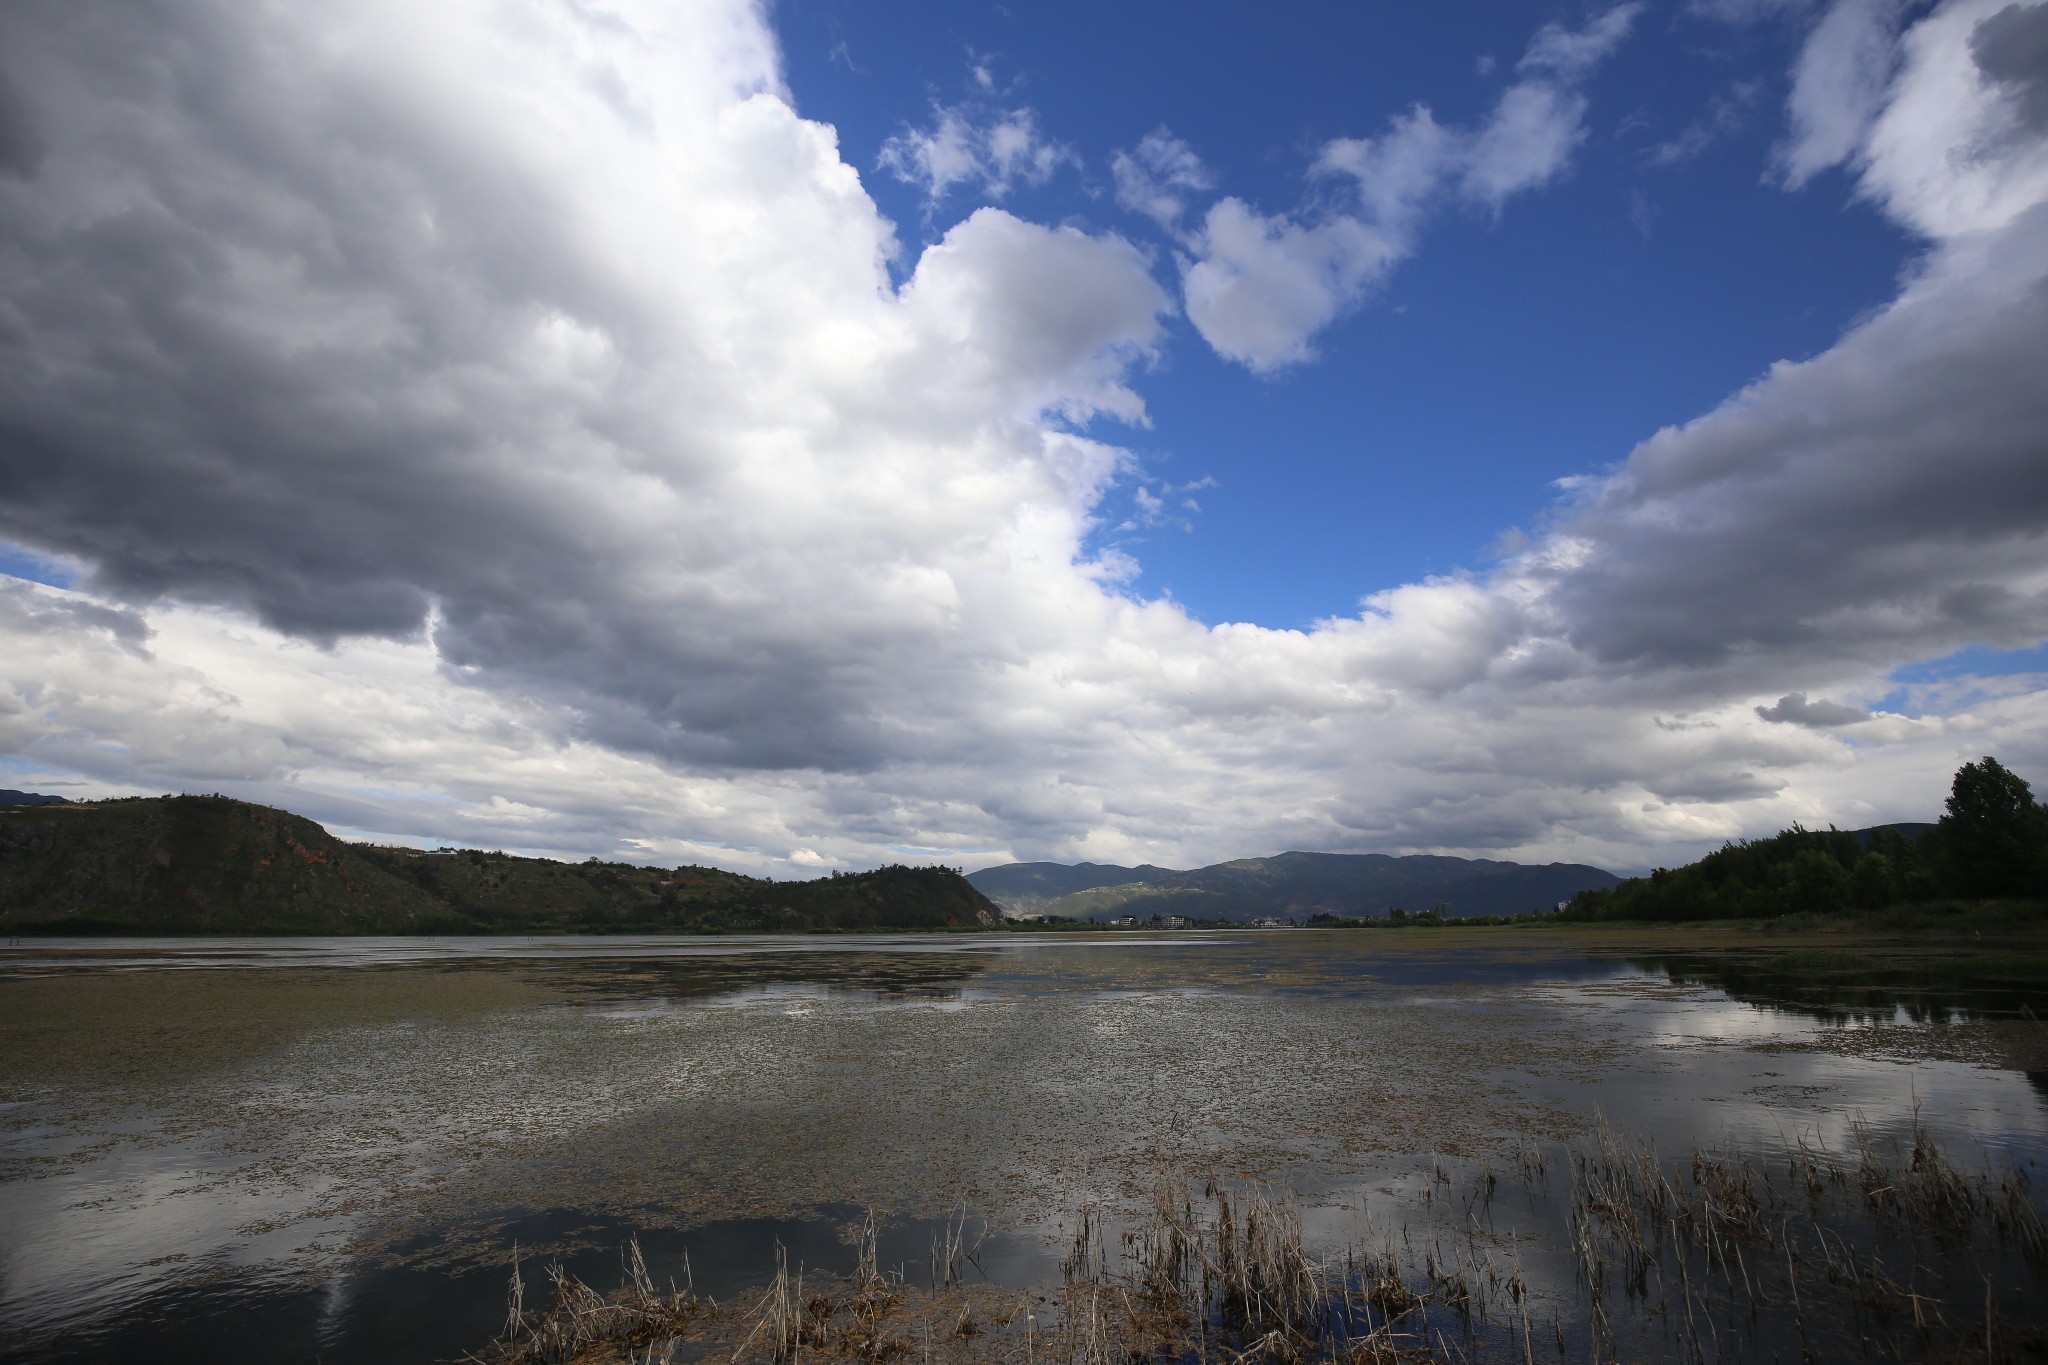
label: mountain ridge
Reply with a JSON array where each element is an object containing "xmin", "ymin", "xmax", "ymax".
[
  {"xmin": 969, "ymin": 849, "xmax": 1622, "ymax": 921},
  {"xmin": 0, "ymin": 794, "xmax": 1000, "ymax": 934}
]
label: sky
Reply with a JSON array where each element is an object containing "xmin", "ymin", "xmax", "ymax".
[{"xmin": 0, "ymin": 0, "xmax": 2044, "ymax": 876}]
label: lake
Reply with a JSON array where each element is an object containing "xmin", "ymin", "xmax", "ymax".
[{"xmin": 2, "ymin": 930, "xmax": 2043, "ymax": 1363}]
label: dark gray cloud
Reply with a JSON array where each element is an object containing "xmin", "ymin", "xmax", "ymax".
[
  {"xmin": 0, "ymin": 0, "xmax": 1168, "ymax": 776},
  {"xmin": 1645, "ymin": 769, "xmax": 1787, "ymax": 802},
  {"xmin": 1973, "ymin": 2, "xmax": 2048, "ymax": 131},
  {"xmin": 1538, "ymin": 206, "xmax": 2048, "ymax": 683},
  {"xmin": 0, "ymin": 67, "xmax": 43, "ymax": 178},
  {"xmin": 0, "ymin": 2, "xmax": 606, "ymax": 636},
  {"xmin": 1755, "ymin": 692, "xmax": 1870, "ymax": 726}
]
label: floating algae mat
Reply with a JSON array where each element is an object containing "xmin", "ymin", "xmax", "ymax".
[{"xmin": 1, "ymin": 931, "xmax": 2044, "ymax": 1362}]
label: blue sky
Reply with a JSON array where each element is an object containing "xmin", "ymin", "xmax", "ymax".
[
  {"xmin": 0, "ymin": 0, "xmax": 2044, "ymax": 873},
  {"xmin": 775, "ymin": 0, "xmax": 1917, "ymax": 626}
]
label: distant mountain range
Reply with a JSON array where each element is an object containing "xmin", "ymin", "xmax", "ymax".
[
  {"xmin": 968, "ymin": 851, "xmax": 1622, "ymax": 921},
  {"xmin": 6, "ymin": 790, "xmax": 1930, "ymax": 934},
  {"xmin": 0, "ymin": 794, "xmax": 998, "ymax": 934}
]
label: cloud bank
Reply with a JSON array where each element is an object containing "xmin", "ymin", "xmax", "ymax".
[{"xmin": 0, "ymin": 0, "xmax": 2044, "ymax": 873}]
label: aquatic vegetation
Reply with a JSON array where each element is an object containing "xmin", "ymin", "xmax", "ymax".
[
  {"xmin": 483, "ymin": 1237, "xmax": 708, "ymax": 1364},
  {"xmin": 1557, "ymin": 1114, "xmax": 2046, "ymax": 1361},
  {"xmin": 469, "ymin": 1119, "xmax": 2048, "ymax": 1364}
]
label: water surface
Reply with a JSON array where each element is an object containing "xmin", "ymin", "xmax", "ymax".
[{"xmin": 2, "ymin": 931, "xmax": 2042, "ymax": 1362}]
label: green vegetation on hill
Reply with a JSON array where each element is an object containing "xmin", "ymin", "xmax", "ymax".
[
  {"xmin": 0, "ymin": 794, "xmax": 1000, "ymax": 935},
  {"xmin": 964, "ymin": 860, "xmax": 1180, "ymax": 913},
  {"xmin": 1560, "ymin": 757, "xmax": 2048, "ymax": 923}
]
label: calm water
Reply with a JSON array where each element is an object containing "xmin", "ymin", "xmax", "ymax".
[{"xmin": 1, "ymin": 931, "xmax": 2042, "ymax": 1363}]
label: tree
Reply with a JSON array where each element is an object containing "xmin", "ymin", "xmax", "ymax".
[
  {"xmin": 1850, "ymin": 851, "xmax": 1897, "ymax": 910},
  {"xmin": 1938, "ymin": 756, "xmax": 2044, "ymax": 898},
  {"xmin": 1783, "ymin": 847, "xmax": 1850, "ymax": 914}
]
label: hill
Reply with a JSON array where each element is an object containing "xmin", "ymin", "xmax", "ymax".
[
  {"xmin": 0, "ymin": 794, "xmax": 1001, "ymax": 935},
  {"xmin": 0, "ymin": 789, "xmax": 68, "ymax": 807},
  {"xmin": 1854, "ymin": 822, "xmax": 1935, "ymax": 845},
  {"xmin": 973, "ymin": 850, "xmax": 1619, "ymax": 921},
  {"xmin": 1558, "ymin": 822, "xmax": 1949, "ymax": 923},
  {"xmin": 965, "ymin": 860, "xmax": 1179, "ymax": 912}
]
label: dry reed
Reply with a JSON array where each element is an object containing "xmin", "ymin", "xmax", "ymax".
[{"xmin": 469, "ymin": 1121, "xmax": 2045, "ymax": 1365}]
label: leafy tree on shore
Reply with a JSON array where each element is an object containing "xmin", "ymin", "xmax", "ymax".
[
  {"xmin": 1936, "ymin": 756, "xmax": 2044, "ymax": 898},
  {"xmin": 1558, "ymin": 756, "xmax": 2045, "ymax": 922}
]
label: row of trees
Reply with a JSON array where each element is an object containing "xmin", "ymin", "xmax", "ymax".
[{"xmin": 1559, "ymin": 757, "xmax": 2047, "ymax": 922}]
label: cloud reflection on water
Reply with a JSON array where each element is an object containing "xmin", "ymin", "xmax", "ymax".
[{"xmin": 0, "ymin": 934, "xmax": 2042, "ymax": 1363}]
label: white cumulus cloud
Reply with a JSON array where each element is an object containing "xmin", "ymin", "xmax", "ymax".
[
  {"xmin": 1777, "ymin": 0, "xmax": 1908, "ymax": 187},
  {"xmin": 1110, "ymin": 129, "xmax": 1217, "ymax": 229},
  {"xmin": 880, "ymin": 102, "xmax": 1072, "ymax": 206},
  {"xmin": 1859, "ymin": 0, "xmax": 2048, "ymax": 236},
  {"xmin": 1184, "ymin": 5, "xmax": 1643, "ymax": 372},
  {"xmin": 1179, "ymin": 204, "xmax": 1397, "ymax": 373}
]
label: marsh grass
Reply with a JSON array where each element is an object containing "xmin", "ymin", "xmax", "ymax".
[
  {"xmin": 471, "ymin": 1121, "xmax": 2046, "ymax": 1365},
  {"xmin": 1561, "ymin": 1114, "xmax": 2048, "ymax": 1362},
  {"xmin": 477, "ymin": 1236, "xmax": 708, "ymax": 1364}
]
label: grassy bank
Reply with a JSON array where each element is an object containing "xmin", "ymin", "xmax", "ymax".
[{"xmin": 1291, "ymin": 899, "xmax": 2048, "ymax": 939}]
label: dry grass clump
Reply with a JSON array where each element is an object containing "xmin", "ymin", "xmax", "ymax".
[
  {"xmin": 470, "ymin": 1209, "xmax": 1010, "ymax": 1365},
  {"xmin": 727, "ymin": 1232, "xmax": 916, "ymax": 1365},
  {"xmin": 1032, "ymin": 1183, "xmax": 1464, "ymax": 1365},
  {"xmin": 475, "ymin": 1236, "xmax": 705, "ymax": 1365},
  {"xmin": 467, "ymin": 1186, "xmax": 1456, "ymax": 1365}
]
